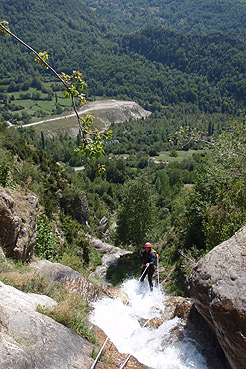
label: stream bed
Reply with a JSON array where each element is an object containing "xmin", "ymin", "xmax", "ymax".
[{"xmin": 90, "ymin": 279, "xmax": 210, "ymax": 369}]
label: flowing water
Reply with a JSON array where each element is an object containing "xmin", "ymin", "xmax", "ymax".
[{"xmin": 90, "ymin": 279, "xmax": 209, "ymax": 369}]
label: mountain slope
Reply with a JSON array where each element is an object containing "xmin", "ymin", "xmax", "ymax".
[
  {"xmin": 119, "ymin": 27, "xmax": 246, "ymax": 107},
  {"xmin": 0, "ymin": 0, "xmax": 246, "ymax": 123},
  {"xmin": 0, "ymin": 0, "xmax": 112, "ymax": 75},
  {"xmin": 84, "ymin": 0, "xmax": 246, "ymax": 38}
]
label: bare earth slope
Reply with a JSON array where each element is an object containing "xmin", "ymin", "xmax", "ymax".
[{"xmin": 20, "ymin": 99, "xmax": 151, "ymax": 137}]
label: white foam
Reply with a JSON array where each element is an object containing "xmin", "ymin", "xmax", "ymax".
[{"xmin": 90, "ymin": 279, "xmax": 208, "ymax": 369}]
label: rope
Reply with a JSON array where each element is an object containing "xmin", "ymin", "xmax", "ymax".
[
  {"xmin": 157, "ymin": 255, "xmax": 160, "ymax": 289},
  {"xmin": 89, "ymin": 300, "xmax": 125, "ymax": 369},
  {"xmin": 119, "ymin": 353, "xmax": 131, "ymax": 369},
  {"xmin": 90, "ymin": 336, "xmax": 109, "ymax": 369},
  {"xmin": 138, "ymin": 265, "xmax": 148, "ymax": 281}
]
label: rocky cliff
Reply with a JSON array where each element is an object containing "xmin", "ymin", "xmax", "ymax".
[
  {"xmin": 188, "ymin": 224, "xmax": 246, "ymax": 369},
  {"xmin": 0, "ymin": 185, "xmax": 38, "ymax": 261}
]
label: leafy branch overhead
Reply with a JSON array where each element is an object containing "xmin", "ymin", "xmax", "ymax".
[
  {"xmin": 171, "ymin": 116, "xmax": 246, "ymax": 181},
  {"xmin": 0, "ymin": 21, "xmax": 111, "ymax": 174}
]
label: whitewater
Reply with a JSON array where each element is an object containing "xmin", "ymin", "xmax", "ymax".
[{"xmin": 90, "ymin": 279, "xmax": 209, "ymax": 369}]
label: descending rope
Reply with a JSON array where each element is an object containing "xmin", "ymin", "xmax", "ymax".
[
  {"xmin": 119, "ymin": 353, "xmax": 131, "ymax": 369},
  {"xmin": 89, "ymin": 301, "xmax": 125, "ymax": 369},
  {"xmin": 90, "ymin": 336, "xmax": 109, "ymax": 369},
  {"xmin": 157, "ymin": 254, "xmax": 160, "ymax": 289},
  {"xmin": 138, "ymin": 265, "xmax": 148, "ymax": 281}
]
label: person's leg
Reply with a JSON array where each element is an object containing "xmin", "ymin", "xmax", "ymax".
[{"xmin": 148, "ymin": 267, "xmax": 154, "ymax": 291}]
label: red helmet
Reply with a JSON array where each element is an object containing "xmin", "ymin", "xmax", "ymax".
[{"xmin": 145, "ymin": 242, "xmax": 152, "ymax": 248}]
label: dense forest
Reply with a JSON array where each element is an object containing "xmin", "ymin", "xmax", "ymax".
[
  {"xmin": 1, "ymin": 0, "xmax": 246, "ymax": 125},
  {"xmin": 0, "ymin": 0, "xmax": 246, "ymax": 293},
  {"xmin": 84, "ymin": 0, "xmax": 246, "ymax": 38}
]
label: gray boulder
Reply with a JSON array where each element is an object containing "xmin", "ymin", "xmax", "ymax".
[
  {"xmin": 188, "ymin": 224, "xmax": 246, "ymax": 369},
  {"xmin": 30, "ymin": 259, "xmax": 129, "ymax": 305},
  {"xmin": 89, "ymin": 237, "xmax": 132, "ymax": 280},
  {"xmin": 0, "ymin": 281, "xmax": 95, "ymax": 369},
  {"xmin": 0, "ymin": 186, "xmax": 38, "ymax": 261}
]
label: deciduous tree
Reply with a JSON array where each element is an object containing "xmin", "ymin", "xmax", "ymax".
[{"xmin": 115, "ymin": 176, "xmax": 156, "ymax": 249}]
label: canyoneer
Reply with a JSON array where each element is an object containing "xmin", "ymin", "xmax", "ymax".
[{"xmin": 139, "ymin": 242, "xmax": 157, "ymax": 291}]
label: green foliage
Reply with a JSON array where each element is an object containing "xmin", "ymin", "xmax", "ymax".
[
  {"xmin": 35, "ymin": 214, "xmax": 61, "ymax": 261},
  {"xmin": 158, "ymin": 116, "xmax": 246, "ymax": 294},
  {"xmin": 1, "ymin": 0, "xmax": 246, "ymax": 123},
  {"xmin": 0, "ymin": 163, "xmax": 13, "ymax": 188},
  {"xmin": 203, "ymin": 180, "xmax": 246, "ymax": 250},
  {"xmin": 0, "ymin": 20, "xmax": 9, "ymax": 35},
  {"xmin": 170, "ymin": 149, "xmax": 178, "ymax": 158},
  {"xmin": 194, "ymin": 118, "xmax": 246, "ymax": 249},
  {"xmin": 59, "ymin": 187, "xmax": 88, "ymax": 224},
  {"xmin": 83, "ymin": 0, "xmax": 246, "ymax": 39},
  {"xmin": 115, "ymin": 175, "xmax": 157, "ymax": 249},
  {"xmin": 0, "ymin": 19, "xmax": 111, "ymax": 174}
]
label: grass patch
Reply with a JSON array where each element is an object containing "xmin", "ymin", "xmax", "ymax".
[
  {"xmin": 12, "ymin": 100, "xmax": 34, "ymax": 109},
  {"xmin": 0, "ymin": 258, "xmax": 96, "ymax": 343},
  {"xmin": 91, "ymin": 348, "xmax": 109, "ymax": 364},
  {"xmin": 32, "ymin": 114, "xmax": 78, "ymax": 133},
  {"xmin": 154, "ymin": 149, "xmax": 205, "ymax": 163},
  {"xmin": 37, "ymin": 293, "xmax": 97, "ymax": 344},
  {"xmin": 0, "ymin": 260, "xmax": 63, "ymax": 298},
  {"xmin": 33, "ymin": 100, "xmax": 55, "ymax": 111},
  {"xmin": 31, "ymin": 112, "xmax": 106, "ymax": 135}
]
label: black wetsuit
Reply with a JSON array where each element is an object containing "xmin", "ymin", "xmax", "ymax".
[{"xmin": 139, "ymin": 250, "xmax": 156, "ymax": 291}]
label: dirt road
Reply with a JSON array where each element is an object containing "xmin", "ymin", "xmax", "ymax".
[{"xmin": 11, "ymin": 99, "xmax": 151, "ymax": 128}]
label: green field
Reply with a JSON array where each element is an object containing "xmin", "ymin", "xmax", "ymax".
[
  {"xmin": 9, "ymin": 84, "xmax": 74, "ymax": 124},
  {"xmin": 154, "ymin": 149, "xmax": 205, "ymax": 163}
]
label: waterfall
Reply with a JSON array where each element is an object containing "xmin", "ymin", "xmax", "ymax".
[{"xmin": 90, "ymin": 279, "xmax": 209, "ymax": 369}]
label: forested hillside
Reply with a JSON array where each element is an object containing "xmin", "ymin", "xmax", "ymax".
[
  {"xmin": 1, "ymin": 0, "xmax": 246, "ymax": 293},
  {"xmin": 84, "ymin": 0, "xmax": 246, "ymax": 38},
  {"xmin": 1, "ymin": 0, "xmax": 246, "ymax": 126}
]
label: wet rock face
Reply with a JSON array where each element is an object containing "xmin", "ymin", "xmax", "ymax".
[
  {"xmin": 0, "ymin": 186, "xmax": 38, "ymax": 261},
  {"xmin": 138, "ymin": 296, "xmax": 192, "ymax": 329},
  {"xmin": 188, "ymin": 225, "xmax": 246, "ymax": 369}
]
